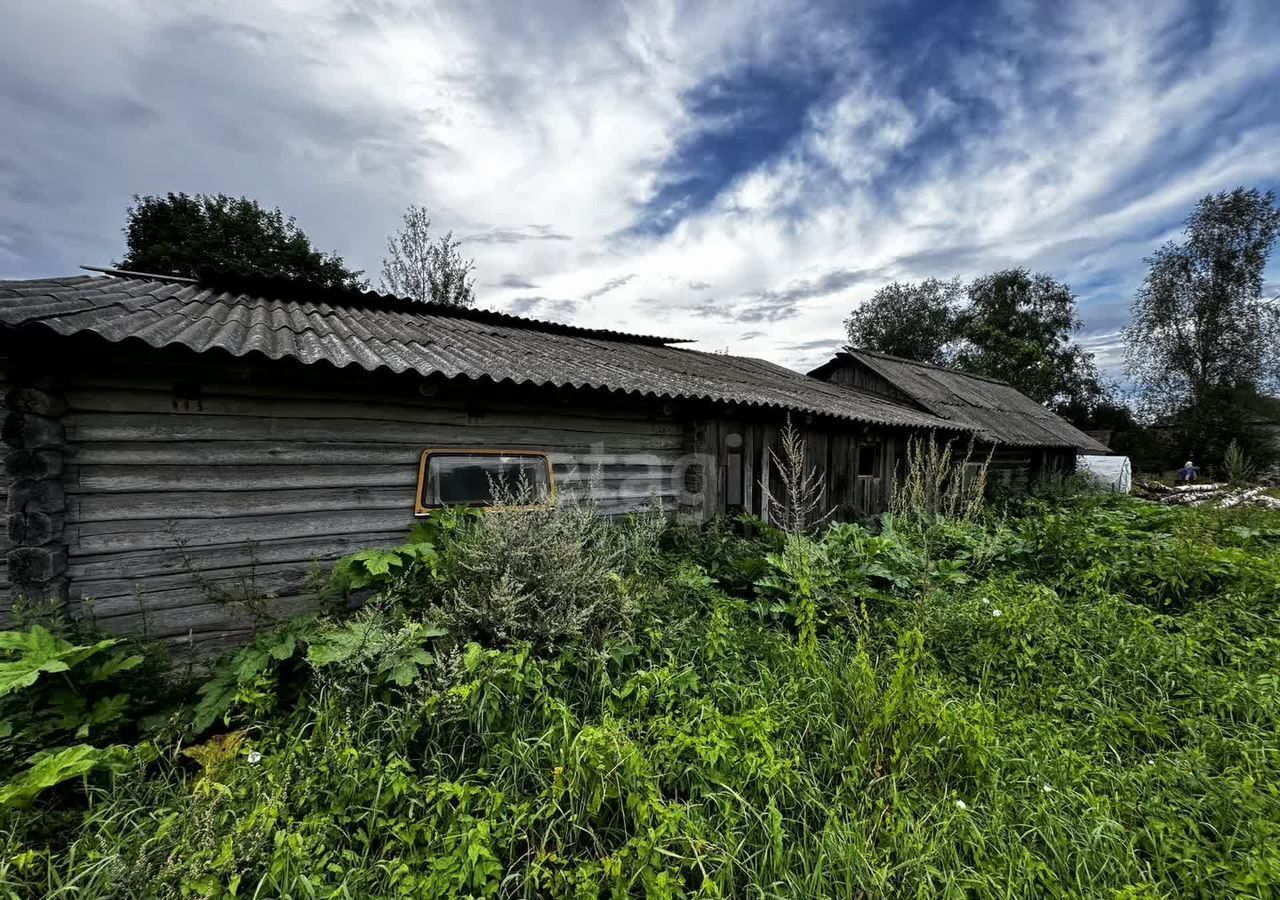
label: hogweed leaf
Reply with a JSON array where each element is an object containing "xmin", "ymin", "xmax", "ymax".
[{"xmin": 0, "ymin": 744, "xmax": 136, "ymax": 808}]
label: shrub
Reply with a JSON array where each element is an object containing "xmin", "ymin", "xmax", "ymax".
[
  {"xmin": 411, "ymin": 495, "xmax": 665, "ymax": 652},
  {"xmin": 190, "ymin": 607, "xmax": 450, "ymax": 733},
  {"xmin": 1224, "ymin": 438, "xmax": 1255, "ymax": 485},
  {"xmin": 757, "ymin": 533, "xmax": 835, "ymax": 658},
  {"xmin": 660, "ymin": 513, "xmax": 782, "ymax": 595}
]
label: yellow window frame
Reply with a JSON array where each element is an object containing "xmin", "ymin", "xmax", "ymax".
[{"xmin": 414, "ymin": 448, "xmax": 556, "ymax": 515}]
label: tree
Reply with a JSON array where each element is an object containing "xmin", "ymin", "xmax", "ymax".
[
  {"xmin": 955, "ymin": 269, "xmax": 1107, "ymax": 415},
  {"xmin": 844, "ymin": 277, "xmax": 962, "ymax": 364},
  {"xmin": 1056, "ymin": 395, "xmax": 1137, "ymax": 435},
  {"xmin": 1124, "ymin": 188, "xmax": 1280, "ymax": 420},
  {"xmin": 119, "ymin": 193, "xmax": 365, "ymax": 289},
  {"xmin": 380, "ymin": 205, "xmax": 477, "ymax": 307}
]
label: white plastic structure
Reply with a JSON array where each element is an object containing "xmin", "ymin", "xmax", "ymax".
[{"xmin": 1077, "ymin": 455, "xmax": 1132, "ymax": 494}]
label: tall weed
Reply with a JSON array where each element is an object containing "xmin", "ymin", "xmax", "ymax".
[{"xmin": 891, "ymin": 433, "xmax": 992, "ymax": 525}]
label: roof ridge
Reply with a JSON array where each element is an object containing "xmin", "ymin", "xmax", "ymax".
[
  {"xmin": 0, "ymin": 274, "xmax": 974, "ymax": 433},
  {"xmin": 74, "ymin": 266, "xmax": 692, "ymax": 348},
  {"xmin": 846, "ymin": 346, "xmax": 1013, "ymax": 386}
]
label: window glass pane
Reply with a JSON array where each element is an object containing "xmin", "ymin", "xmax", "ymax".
[
  {"xmin": 424, "ymin": 453, "xmax": 550, "ymax": 507},
  {"xmin": 726, "ymin": 448, "xmax": 744, "ymax": 508}
]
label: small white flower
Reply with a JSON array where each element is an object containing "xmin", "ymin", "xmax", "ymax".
[
  {"xmin": 1146, "ymin": 758, "xmax": 1155, "ymax": 766},
  {"xmin": 981, "ymin": 597, "xmax": 990, "ymax": 605},
  {"xmin": 955, "ymin": 799, "xmax": 968, "ymax": 810},
  {"xmin": 991, "ymin": 608, "xmax": 1002, "ymax": 618},
  {"xmin": 1042, "ymin": 784, "xmax": 1053, "ymax": 793},
  {"xmin": 247, "ymin": 751, "xmax": 262, "ymax": 765}
]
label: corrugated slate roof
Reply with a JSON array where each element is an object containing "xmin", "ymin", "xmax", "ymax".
[
  {"xmin": 812, "ymin": 348, "xmax": 1109, "ymax": 452},
  {"xmin": 0, "ymin": 274, "xmax": 964, "ymax": 433}
]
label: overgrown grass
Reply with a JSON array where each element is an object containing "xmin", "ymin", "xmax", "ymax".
[{"xmin": 2, "ymin": 494, "xmax": 1280, "ymax": 898}]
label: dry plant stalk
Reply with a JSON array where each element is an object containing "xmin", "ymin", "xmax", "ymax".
[
  {"xmin": 761, "ymin": 415, "xmax": 832, "ymax": 534},
  {"xmin": 890, "ymin": 433, "xmax": 992, "ymax": 523}
]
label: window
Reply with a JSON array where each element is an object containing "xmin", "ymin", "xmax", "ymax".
[
  {"xmin": 857, "ymin": 443, "xmax": 879, "ymax": 477},
  {"xmin": 726, "ymin": 443, "xmax": 744, "ymax": 509},
  {"xmin": 416, "ymin": 450, "xmax": 553, "ymax": 513}
]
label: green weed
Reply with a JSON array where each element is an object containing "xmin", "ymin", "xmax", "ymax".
[{"xmin": 1, "ymin": 494, "xmax": 1278, "ymax": 898}]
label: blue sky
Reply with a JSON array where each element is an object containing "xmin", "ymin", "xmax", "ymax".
[{"xmin": 3, "ymin": 0, "xmax": 1279, "ymax": 379}]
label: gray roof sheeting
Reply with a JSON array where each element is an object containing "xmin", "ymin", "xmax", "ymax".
[
  {"xmin": 816, "ymin": 348, "xmax": 1109, "ymax": 452},
  {"xmin": 0, "ymin": 275, "xmax": 964, "ymax": 433}
]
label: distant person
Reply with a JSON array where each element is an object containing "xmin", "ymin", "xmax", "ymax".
[{"xmin": 1176, "ymin": 460, "xmax": 1200, "ymax": 484}]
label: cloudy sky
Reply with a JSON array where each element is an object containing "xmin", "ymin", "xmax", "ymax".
[{"xmin": 3, "ymin": 0, "xmax": 1279, "ymax": 378}]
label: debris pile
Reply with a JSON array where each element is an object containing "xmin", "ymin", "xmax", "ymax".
[{"xmin": 1134, "ymin": 480, "xmax": 1280, "ymax": 510}]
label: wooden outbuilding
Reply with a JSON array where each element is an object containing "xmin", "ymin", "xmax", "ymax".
[
  {"xmin": 1, "ymin": 271, "xmax": 967, "ymax": 648},
  {"xmin": 809, "ymin": 348, "xmax": 1109, "ymax": 488}
]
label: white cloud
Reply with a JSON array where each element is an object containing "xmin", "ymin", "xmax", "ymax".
[{"xmin": 2, "ymin": 0, "xmax": 1279, "ymax": 380}]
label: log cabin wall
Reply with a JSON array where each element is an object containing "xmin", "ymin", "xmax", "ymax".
[
  {"xmin": 983, "ymin": 446, "xmax": 1077, "ymax": 492},
  {"xmin": 985, "ymin": 446, "xmax": 1034, "ymax": 492},
  {"xmin": 1, "ymin": 334, "xmax": 707, "ymax": 651},
  {"xmin": 0, "ymin": 332, "xmax": 931, "ymax": 651},
  {"xmin": 1036, "ymin": 448, "xmax": 1078, "ymax": 478},
  {"xmin": 2, "ymin": 346, "xmax": 70, "ymax": 620}
]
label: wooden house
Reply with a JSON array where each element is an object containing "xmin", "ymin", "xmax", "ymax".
[
  {"xmin": 809, "ymin": 348, "xmax": 1109, "ymax": 488},
  {"xmin": 0, "ymin": 271, "xmax": 964, "ymax": 648}
]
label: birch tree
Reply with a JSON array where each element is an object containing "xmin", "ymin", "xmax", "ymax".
[{"xmin": 380, "ymin": 205, "xmax": 477, "ymax": 307}]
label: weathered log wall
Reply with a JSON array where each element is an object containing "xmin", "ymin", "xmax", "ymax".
[
  {"xmin": 0, "ymin": 332, "xmax": 965, "ymax": 653},
  {"xmin": 2, "ymin": 350, "xmax": 69, "ymax": 620},
  {"xmin": 0, "ymin": 336, "xmax": 704, "ymax": 651},
  {"xmin": 986, "ymin": 447, "xmax": 1034, "ymax": 492}
]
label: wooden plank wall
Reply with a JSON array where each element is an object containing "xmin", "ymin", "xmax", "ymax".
[
  {"xmin": 985, "ymin": 447, "xmax": 1035, "ymax": 492},
  {"xmin": 700, "ymin": 416, "xmax": 900, "ymax": 523},
  {"xmin": 52, "ymin": 356, "xmax": 691, "ymax": 649},
  {"xmin": 821, "ymin": 358, "xmax": 1083, "ymax": 495},
  {"xmin": 822, "ymin": 360, "xmax": 921, "ymax": 408}
]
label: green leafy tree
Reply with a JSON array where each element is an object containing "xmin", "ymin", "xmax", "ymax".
[
  {"xmin": 119, "ymin": 193, "xmax": 365, "ymax": 289},
  {"xmin": 1124, "ymin": 187, "xmax": 1280, "ymax": 463},
  {"xmin": 955, "ymin": 269, "xmax": 1107, "ymax": 415},
  {"xmin": 380, "ymin": 205, "xmax": 477, "ymax": 307},
  {"xmin": 1055, "ymin": 396, "xmax": 1136, "ymax": 435},
  {"xmin": 844, "ymin": 278, "xmax": 962, "ymax": 365}
]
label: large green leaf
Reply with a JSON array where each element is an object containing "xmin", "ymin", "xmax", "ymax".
[
  {"xmin": 0, "ymin": 743, "xmax": 136, "ymax": 808},
  {"xmin": 306, "ymin": 623, "xmax": 375, "ymax": 666},
  {"xmin": 0, "ymin": 627, "xmax": 121, "ymax": 697},
  {"xmin": 85, "ymin": 652, "xmax": 145, "ymax": 683}
]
